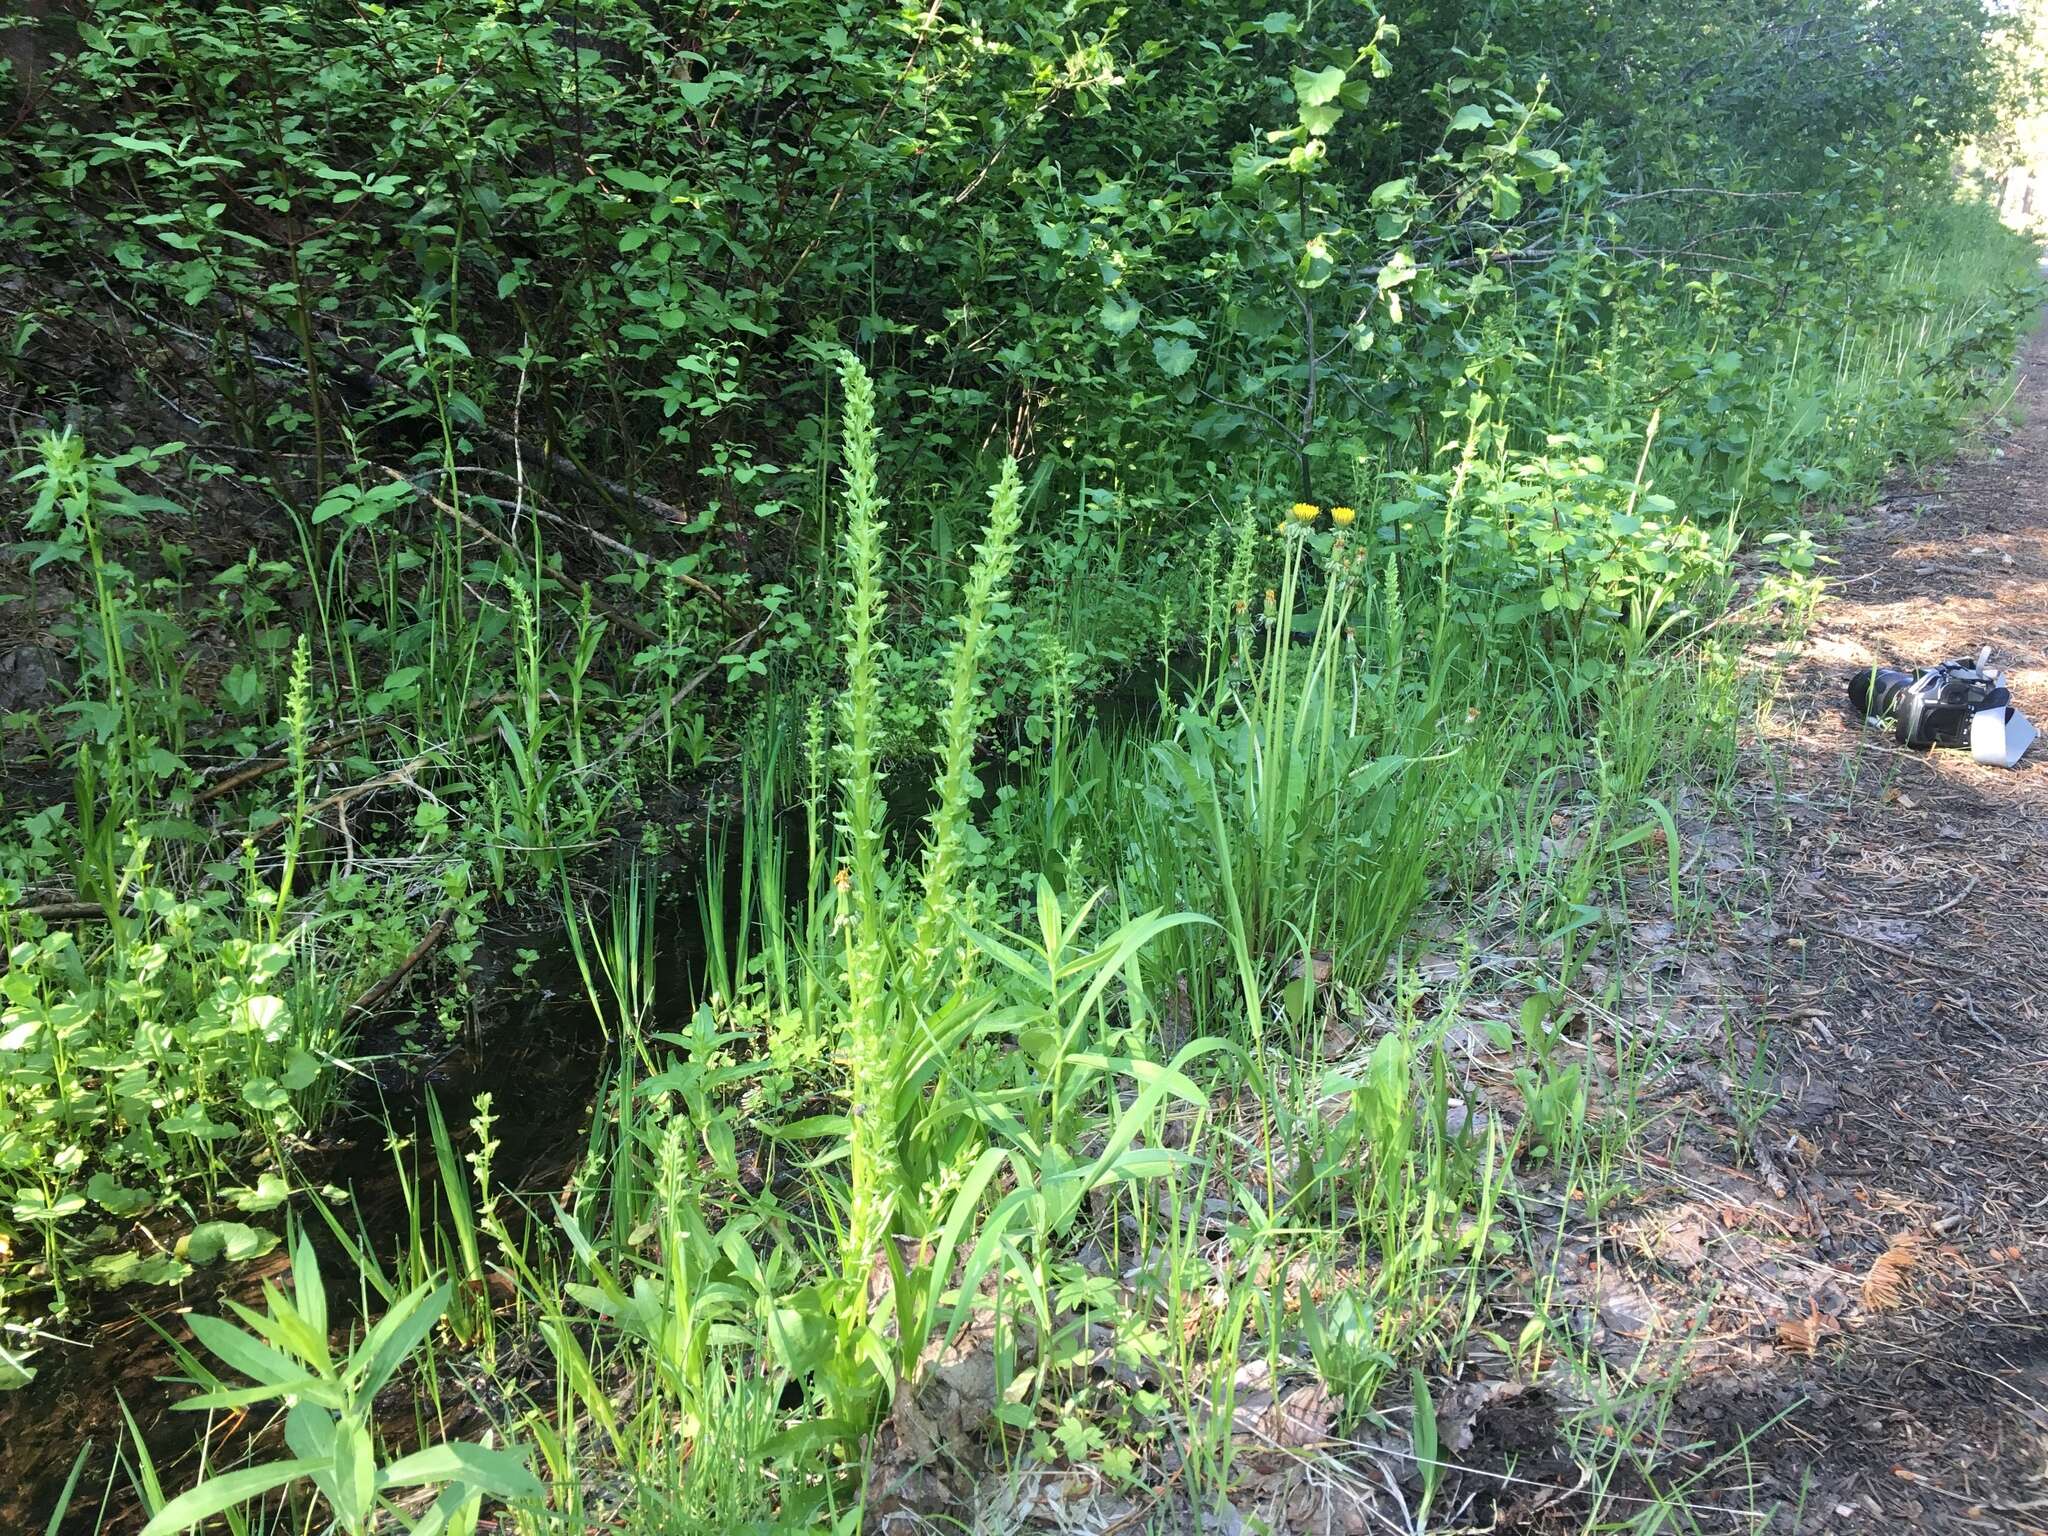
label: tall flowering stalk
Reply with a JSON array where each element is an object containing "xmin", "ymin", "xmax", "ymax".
[
  {"xmin": 831, "ymin": 351, "xmax": 897, "ymax": 1281},
  {"xmin": 913, "ymin": 457, "xmax": 1023, "ymax": 993},
  {"xmin": 271, "ymin": 634, "xmax": 314, "ymax": 943}
]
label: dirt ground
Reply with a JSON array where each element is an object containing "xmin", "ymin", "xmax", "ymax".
[{"xmin": 1602, "ymin": 324, "xmax": 2048, "ymax": 1532}]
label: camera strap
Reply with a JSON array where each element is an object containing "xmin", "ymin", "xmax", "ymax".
[{"xmin": 1972, "ymin": 704, "xmax": 2038, "ymax": 768}]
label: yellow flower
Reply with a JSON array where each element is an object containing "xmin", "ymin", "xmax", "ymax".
[
  {"xmin": 1288, "ymin": 501, "xmax": 1320, "ymax": 524},
  {"xmin": 1263, "ymin": 587, "xmax": 1278, "ymax": 608},
  {"xmin": 1330, "ymin": 505, "xmax": 1357, "ymax": 527}
]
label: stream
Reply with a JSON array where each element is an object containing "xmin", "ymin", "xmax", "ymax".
[{"xmin": 8, "ymin": 905, "xmax": 682, "ymax": 1533}]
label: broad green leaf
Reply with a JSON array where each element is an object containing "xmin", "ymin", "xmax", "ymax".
[
  {"xmin": 1152, "ymin": 336, "xmax": 1196, "ymax": 378},
  {"xmin": 180, "ymin": 1220, "xmax": 277, "ymax": 1264},
  {"xmin": 1291, "ymin": 65, "xmax": 1347, "ymax": 108},
  {"xmin": 1098, "ymin": 296, "xmax": 1142, "ymax": 337},
  {"xmin": 378, "ymin": 1440, "xmax": 544, "ymax": 1500},
  {"xmin": 602, "ymin": 167, "xmax": 666, "ymax": 194},
  {"xmin": 138, "ymin": 1458, "xmax": 327, "ymax": 1536}
]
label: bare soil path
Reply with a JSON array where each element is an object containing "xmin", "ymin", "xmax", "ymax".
[{"xmin": 1670, "ymin": 321, "xmax": 2048, "ymax": 1531}]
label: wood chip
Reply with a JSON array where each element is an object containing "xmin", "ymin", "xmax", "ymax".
[
  {"xmin": 1776, "ymin": 1301, "xmax": 1836, "ymax": 1356},
  {"xmin": 1860, "ymin": 1231, "xmax": 1922, "ymax": 1312}
]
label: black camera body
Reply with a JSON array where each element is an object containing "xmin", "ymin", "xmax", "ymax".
[{"xmin": 1848, "ymin": 653, "xmax": 2009, "ymax": 750}]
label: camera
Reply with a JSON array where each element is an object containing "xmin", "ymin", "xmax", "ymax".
[{"xmin": 1848, "ymin": 650, "xmax": 2009, "ymax": 750}]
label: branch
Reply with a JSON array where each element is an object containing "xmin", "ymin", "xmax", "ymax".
[
  {"xmin": 436, "ymin": 464, "xmax": 730, "ymax": 608},
  {"xmin": 342, "ymin": 909, "xmax": 456, "ymax": 1019},
  {"xmin": 607, "ymin": 619, "xmax": 770, "ymax": 762},
  {"xmin": 384, "ymin": 468, "xmax": 664, "ymax": 645}
]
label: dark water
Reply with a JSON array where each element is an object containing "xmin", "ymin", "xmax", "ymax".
[{"xmin": 9, "ymin": 907, "xmax": 676, "ymax": 1534}]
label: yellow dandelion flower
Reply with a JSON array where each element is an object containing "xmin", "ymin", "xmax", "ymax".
[
  {"xmin": 1288, "ymin": 501, "xmax": 1320, "ymax": 524},
  {"xmin": 1330, "ymin": 505, "xmax": 1357, "ymax": 527}
]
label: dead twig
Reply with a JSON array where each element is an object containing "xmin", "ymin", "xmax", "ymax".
[
  {"xmin": 1685, "ymin": 1063, "xmax": 1790, "ymax": 1199},
  {"xmin": 342, "ymin": 909, "xmax": 455, "ymax": 1019},
  {"xmin": 196, "ymin": 725, "xmax": 374, "ymax": 806},
  {"xmin": 607, "ymin": 620, "xmax": 770, "ymax": 763},
  {"xmin": 383, "ymin": 469, "xmax": 663, "ymax": 645},
  {"xmin": 12, "ymin": 900, "xmax": 119, "ymax": 922},
  {"xmin": 434, "ymin": 464, "xmax": 730, "ymax": 608}
]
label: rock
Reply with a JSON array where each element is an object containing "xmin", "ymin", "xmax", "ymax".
[{"xmin": 0, "ymin": 645, "xmax": 60, "ymax": 713}]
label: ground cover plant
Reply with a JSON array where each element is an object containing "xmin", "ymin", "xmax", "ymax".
[{"xmin": 0, "ymin": 0, "xmax": 2043, "ymax": 1531}]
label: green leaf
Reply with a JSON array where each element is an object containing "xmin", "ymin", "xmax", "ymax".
[
  {"xmin": 602, "ymin": 167, "xmax": 666, "ymax": 194},
  {"xmin": 241, "ymin": 1077, "xmax": 289, "ymax": 1113},
  {"xmin": 1098, "ymin": 296, "xmax": 1142, "ymax": 337},
  {"xmin": 355, "ymin": 1282, "xmax": 451, "ymax": 1399},
  {"xmin": 86, "ymin": 1250, "xmax": 191, "ymax": 1287},
  {"xmin": 137, "ymin": 1458, "xmax": 327, "ymax": 1535},
  {"xmin": 1412, "ymin": 1366, "xmax": 1442, "ymax": 1515},
  {"xmin": 185, "ymin": 1311, "xmax": 303, "ymax": 1388},
  {"xmin": 1291, "ymin": 65, "xmax": 1347, "ymax": 108},
  {"xmin": 1151, "ymin": 336, "xmax": 1197, "ymax": 379},
  {"xmin": 292, "ymin": 1236, "xmax": 331, "ymax": 1368},
  {"xmin": 283, "ymin": 1401, "xmax": 336, "ymax": 1465},
  {"xmin": 279, "ymin": 1049, "xmax": 322, "ymax": 1092},
  {"xmin": 1300, "ymin": 100, "xmax": 1343, "ymax": 136},
  {"xmin": 332, "ymin": 1420, "xmax": 376, "ymax": 1530},
  {"xmin": 1376, "ymin": 249, "xmax": 1418, "ymax": 292},
  {"xmin": 1449, "ymin": 103, "xmax": 1496, "ymax": 133},
  {"xmin": 1297, "ymin": 233, "xmax": 1334, "ymax": 290},
  {"xmin": 406, "ymin": 1484, "xmax": 486, "ymax": 1536},
  {"xmin": 86, "ymin": 1171, "xmax": 152, "ymax": 1217},
  {"xmin": 180, "ymin": 1221, "xmax": 278, "ymax": 1264},
  {"xmin": 377, "ymin": 1440, "xmax": 544, "ymax": 1500}
]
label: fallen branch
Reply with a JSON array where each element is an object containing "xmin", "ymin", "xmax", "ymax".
[
  {"xmin": 342, "ymin": 909, "xmax": 455, "ymax": 1019},
  {"xmin": 195, "ymin": 687, "xmax": 549, "ymax": 809},
  {"xmin": 433, "ymin": 465, "xmax": 731, "ymax": 609},
  {"xmin": 244, "ymin": 727, "xmax": 491, "ymax": 850},
  {"xmin": 1685, "ymin": 1063, "xmax": 1790, "ymax": 1199},
  {"xmin": 196, "ymin": 724, "xmax": 374, "ymax": 805},
  {"xmin": 384, "ymin": 469, "xmax": 664, "ymax": 645},
  {"xmin": 608, "ymin": 620, "xmax": 770, "ymax": 762},
  {"xmin": 14, "ymin": 900, "xmax": 118, "ymax": 922},
  {"xmin": 484, "ymin": 430, "xmax": 695, "ymax": 530}
]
